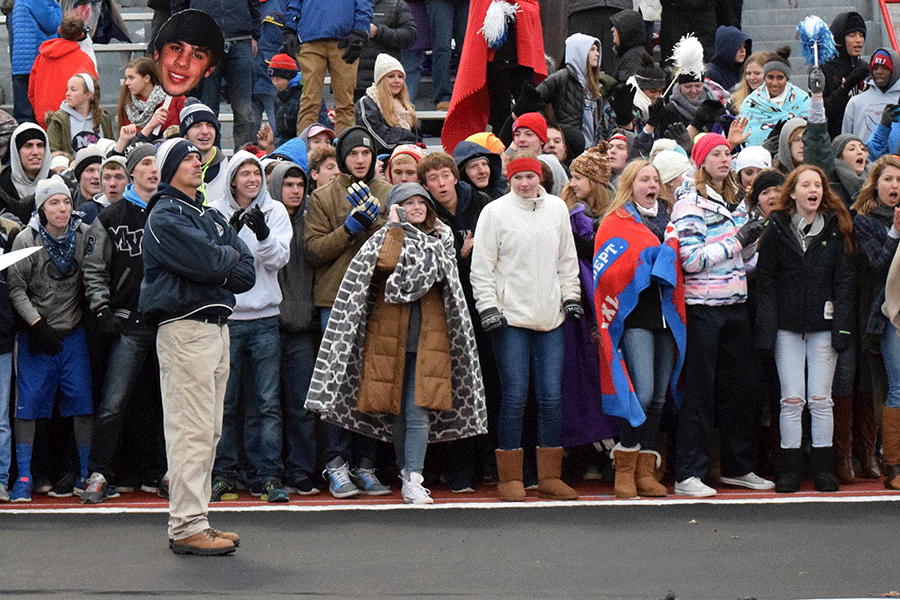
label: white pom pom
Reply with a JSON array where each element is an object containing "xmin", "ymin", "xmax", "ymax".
[
  {"xmin": 480, "ymin": 0, "xmax": 519, "ymax": 48},
  {"xmin": 670, "ymin": 35, "xmax": 705, "ymax": 79}
]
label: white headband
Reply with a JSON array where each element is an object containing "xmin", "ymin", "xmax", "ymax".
[{"xmin": 78, "ymin": 73, "xmax": 94, "ymax": 94}]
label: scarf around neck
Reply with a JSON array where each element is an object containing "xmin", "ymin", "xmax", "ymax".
[
  {"xmin": 38, "ymin": 218, "xmax": 78, "ymax": 274},
  {"xmin": 670, "ymin": 85, "xmax": 710, "ymax": 121},
  {"xmin": 366, "ymin": 85, "xmax": 412, "ymax": 130},
  {"xmin": 125, "ymin": 85, "xmax": 167, "ymax": 128}
]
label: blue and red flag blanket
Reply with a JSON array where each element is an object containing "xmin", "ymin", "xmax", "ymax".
[{"xmin": 592, "ymin": 203, "xmax": 687, "ymax": 427}]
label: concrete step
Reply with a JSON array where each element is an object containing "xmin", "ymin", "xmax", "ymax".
[{"xmin": 741, "ymin": 7, "xmax": 858, "ymax": 26}]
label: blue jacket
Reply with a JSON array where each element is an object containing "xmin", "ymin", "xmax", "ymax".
[
  {"xmin": 284, "ymin": 0, "xmax": 372, "ymax": 42},
  {"xmin": 9, "ymin": 0, "xmax": 62, "ymax": 76},
  {"xmin": 866, "ymin": 122, "xmax": 900, "ymax": 161},
  {"xmin": 254, "ymin": 0, "xmax": 288, "ymax": 98},
  {"xmin": 139, "ymin": 183, "xmax": 255, "ymax": 324},
  {"xmin": 171, "ymin": 0, "xmax": 261, "ymax": 40}
]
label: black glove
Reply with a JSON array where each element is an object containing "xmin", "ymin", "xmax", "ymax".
[
  {"xmin": 229, "ymin": 208, "xmax": 245, "ymax": 233},
  {"xmin": 28, "ymin": 319, "xmax": 62, "ymax": 356},
  {"xmin": 563, "ymin": 299, "xmax": 584, "ymax": 321},
  {"xmin": 691, "ymin": 99, "xmax": 726, "ymax": 132},
  {"xmin": 832, "ymin": 329, "xmax": 851, "ymax": 353},
  {"xmin": 646, "ymin": 97, "xmax": 665, "ymax": 128},
  {"xmin": 665, "ymin": 122, "xmax": 693, "ymax": 154},
  {"xmin": 843, "ymin": 65, "xmax": 869, "ymax": 91},
  {"xmin": 512, "ymin": 83, "xmax": 545, "ymax": 117},
  {"xmin": 241, "ymin": 206, "xmax": 270, "ymax": 241},
  {"xmin": 881, "ymin": 104, "xmax": 900, "ymax": 128},
  {"xmin": 338, "ymin": 29, "xmax": 367, "ymax": 64},
  {"xmin": 609, "ymin": 84, "xmax": 637, "ymax": 127},
  {"xmin": 280, "ymin": 28, "xmax": 300, "ymax": 58},
  {"xmin": 736, "ymin": 215, "xmax": 766, "ymax": 248},
  {"xmin": 808, "ymin": 67, "xmax": 825, "ymax": 95},
  {"xmin": 598, "ymin": 73, "xmax": 618, "ymax": 97},
  {"xmin": 96, "ymin": 305, "xmax": 123, "ymax": 338},
  {"xmin": 479, "ymin": 307, "xmax": 507, "ymax": 332}
]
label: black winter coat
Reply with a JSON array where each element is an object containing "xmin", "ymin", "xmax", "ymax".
[
  {"xmin": 535, "ymin": 65, "xmax": 603, "ymax": 148},
  {"xmin": 822, "ymin": 12, "xmax": 868, "ymax": 140},
  {"xmin": 755, "ymin": 209, "xmax": 855, "ymax": 351},
  {"xmin": 610, "ymin": 10, "xmax": 646, "ymax": 83},
  {"xmin": 354, "ymin": 95, "xmax": 421, "ymax": 155},
  {"xmin": 354, "ymin": 0, "xmax": 416, "ymax": 98},
  {"xmin": 854, "ymin": 208, "xmax": 900, "ymax": 335}
]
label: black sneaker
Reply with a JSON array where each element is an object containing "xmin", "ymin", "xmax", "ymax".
[
  {"xmin": 32, "ymin": 476, "xmax": 52, "ymax": 495},
  {"xmin": 284, "ymin": 476, "xmax": 320, "ymax": 496},
  {"xmin": 47, "ymin": 472, "xmax": 78, "ymax": 498},
  {"xmin": 210, "ymin": 478, "xmax": 237, "ymax": 502}
]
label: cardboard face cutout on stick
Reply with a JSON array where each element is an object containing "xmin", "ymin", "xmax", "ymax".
[{"xmin": 152, "ymin": 9, "xmax": 224, "ymax": 97}]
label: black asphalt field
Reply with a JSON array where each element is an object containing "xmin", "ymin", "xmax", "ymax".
[{"xmin": 1, "ymin": 501, "xmax": 898, "ymax": 599}]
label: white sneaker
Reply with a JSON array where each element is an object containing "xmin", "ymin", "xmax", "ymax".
[
  {"xmin": 720, "ymin": 472, "xmax": 775, "ymax": 490},
  {"xmin": 401, "ymin": 471, "xmax": 433, "ymax": 505},
  {"xmin": 674, "ymin": 476, "xmax": 717, "ymax": 497}
]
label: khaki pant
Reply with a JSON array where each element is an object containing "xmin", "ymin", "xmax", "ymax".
[
  {"xmin": 296, "ymin": 39, "xmax": 358, "ymax": 135},
  {"xmin": 157, "ymin": 319, "xmax": 230, "ymax": 541}
]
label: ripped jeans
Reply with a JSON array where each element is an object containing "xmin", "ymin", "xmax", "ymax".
[{"xmin": 774, "ymin": 330, "xmax": 837, "ymax": 449}]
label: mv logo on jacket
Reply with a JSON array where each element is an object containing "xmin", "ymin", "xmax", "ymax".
[{"xmin": 109, "ymin": 226, "xmax": 143, "ymax": 257}]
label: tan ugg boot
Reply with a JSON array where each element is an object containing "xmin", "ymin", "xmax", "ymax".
[
  {"xmin": 635, "ymin": 450, "xmax": 668, "ymax": 497},
  {"xmin": 495, "ymin": 448, "xmax": 526, "ymax": 501},
  {"xmin": 612, "ymin": 443, "xmax": 639, "ymax": 498},
  {"xmin": 536, "ymin": 447, "xmax": 578, "ymax": 500},
  {"xmin": 882, "ymin": 407, "xmax": 900, "ymax": 490}
]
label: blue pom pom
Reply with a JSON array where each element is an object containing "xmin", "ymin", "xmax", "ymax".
[{"xmin": 798, "ymin": 16, "xmax": 838, "ymax": 65}]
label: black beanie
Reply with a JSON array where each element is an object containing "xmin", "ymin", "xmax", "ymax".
[
  {"xmin": 15, "ymin": 128, "xmax": 45, "ymax": 152},
  {"xmin": 335, "ymin": 126, "xmax": 375, "ymax": 180},
  {"xmin": 747, "ymin": 169, "xmax": 785, "ymax": 210},
  {"xmin": 843, "ymin": 12, "xmax": 866, "ymax": 38}
]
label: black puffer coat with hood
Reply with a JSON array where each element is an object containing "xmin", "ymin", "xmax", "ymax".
[
  {"xmin": 610, "ymin": 10, "xmax": 646, "ymax": 84},
  {"xmin": 704, "ymin": 26, "xmax": 751, "ymax": 91},
  {"xmin": 822, "ymin": 12, "xmax": 868, "ymax": 139}
]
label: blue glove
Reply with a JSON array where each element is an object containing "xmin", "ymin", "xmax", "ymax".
[
  {"xmin": 347, "ymin": 182, "xmax": 372, "ymax": 208},
  {"xmin": 344, "ymin": 199, "xmax": 380, "ymax": 235}
]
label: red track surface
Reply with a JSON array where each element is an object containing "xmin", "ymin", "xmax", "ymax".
[{"xmin": 3, "ymin": 478, "xmax": 897, "ymax": 510}]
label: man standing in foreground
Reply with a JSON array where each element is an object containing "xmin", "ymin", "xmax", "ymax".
[{"xmin": 139, "ymin": 138, "xmax": 255, "ymax": 555}]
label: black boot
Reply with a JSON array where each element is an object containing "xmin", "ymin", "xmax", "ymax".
[
  {"xmin": 811, "ymin": 446, "xmax": 839, "ymax": 492},
  {"xmin": 775, "ymin": 448, "xmax": 803, "ymax": 493}
]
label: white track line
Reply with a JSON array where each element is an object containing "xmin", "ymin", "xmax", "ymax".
[{"xmin": 4, "ymin": 493, "xmax": 900, "ymax": 514}]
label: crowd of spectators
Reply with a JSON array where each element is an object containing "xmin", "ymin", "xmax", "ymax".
[{"xmin": 2, "ymin": 0, "xmax": 900, "ymax": 556}]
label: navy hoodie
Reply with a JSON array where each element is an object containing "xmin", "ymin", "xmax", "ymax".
[
  {"xmin": 705, "ymin": 26, "xmax": 751, "ymax": 91},
  {"xmin": 452, "ymin": 141, "xmax": 505, "ymax": 199}
]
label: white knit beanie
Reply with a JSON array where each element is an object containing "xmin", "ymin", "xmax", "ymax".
[
  {"xmin": 373, "ymin": 53, "xmax": 405, "ymax": 85},
  {"xmin": 653, "ymin": 150, "xmax": 693, "ymax": 185},
  {"xmin": 732, "ymin": 145, "xmax": 772, "ymax": 173}
]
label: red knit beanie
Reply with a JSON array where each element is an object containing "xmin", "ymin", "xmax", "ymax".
[
  {"xmin": 506, "ymin": 157, "xmax": 543, "ymax": 180},
  {"xmin": 512, "ymin": 112, "xmax": 548, "ymax": 144},
  {"xmin": 268, "ymin": 53, "xmax": 298, "ymax": 79},
  {"xmin": 691, "ymin": 133, "xmax": 730, "ymax": 167}
]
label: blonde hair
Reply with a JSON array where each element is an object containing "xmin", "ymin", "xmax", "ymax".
[
  {"xmin": 560, "ymin": 175, "xmax": 610, "ymax": 217},
  {"xmin": 71, "ymin": 74, "xmax": 104, "ymax": 135},
  {"xmin": 853, "ymin": 154, "xmax": 900, "ymax": 215},
  {"xmin": 602, "ymin": 160, "xmax": 658, "ymax": 218},
  {"xmin": 375, "ymin": 71, "xmax": 417, "ymax": 129},
  {"xmin": 730, "ymin": 51, "xmax": 767, "ymax": 110}
]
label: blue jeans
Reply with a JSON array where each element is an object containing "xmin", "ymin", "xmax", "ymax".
[
  {"xmin": 319, "ymin": 308, "xmax": 378, "ymax": 464},
  {"xmin": 252, "ymin": 92, "xmax": 276, "ymax": 138},
  {"xmin": 400, "ymin": 49, "xmax": 424, "ymax": 102},
  {"xmin": 194, "ymin": 38, "xmax": 255, "ymax": 148},
  {"xmin": 0, "ymin": 352, "xmax": 12, "ymax": 486},
  {"xmin": 12, "ymin": 74, "xmax": 34, "ymax": 124},
  {"xmin": 280, "ymin": 330, "xmax": 317, "ymax": 482},
  {"xmin": 426, "ymin": 0, "xmax": 468, "ymax": 103},
  {"xmin": 492, "ymin": 325, "xmax": 564, "ymax": 450},
  {"xmin": 87, "ymin": 322, "xmax": 159, "ymax": 480},
  {"xmin": 618, "ymin": 328, "xmax": 677, "ymax": 450},
  {"xmin": 214, "ymin": 316, "xmax": 283, "ymax": 482},
  {"xmin": 881, "ymin": 323, "xmax": 900, "ymax": 409},
  {"xmin": 393, "ymin": 353, "xmax": 429, "ymax": 473}
]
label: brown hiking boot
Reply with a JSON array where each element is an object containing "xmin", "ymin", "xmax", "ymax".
[
  {"xmin": 211, "ymin": 529, "xmax": 240, "ymax": 547},
  {"xmin": 169, "ymin": 528, "xmax": 236, "ymax": 556}
]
